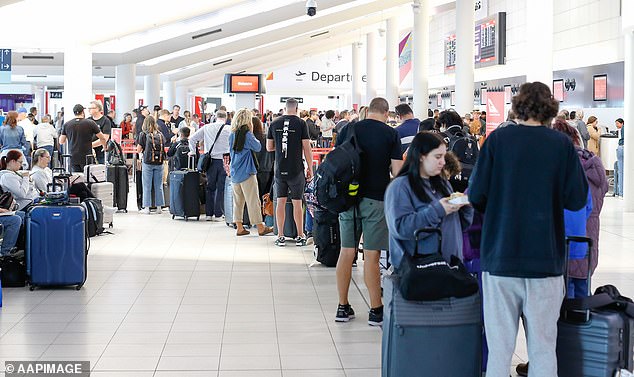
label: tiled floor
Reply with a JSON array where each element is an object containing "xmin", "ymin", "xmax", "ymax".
[{"xmin": 1, "ymin": 194, "xmax": 633, "ymax": 377}]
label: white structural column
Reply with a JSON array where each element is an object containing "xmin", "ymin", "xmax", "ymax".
[
  {"xmin": 352, "ymin": 42, "xmax": 363, "ymax": 108},
  {"xmin": 624, "ymin": 30, "xmax": 634, "ymax": 210},
  {"xmin": 163, "ymin": 80, "xmax": 176, "ymax": 111},
  {"xmin": 175, "ymin": 86, "xmax": 188, "ymax": 111},
  {"xmin": 412, "ymin": 0, "xmax": 430, "ymax": 119},
  {"xmin": 525, "ymin": 0, "xmax": 553, "ymax": 84},
  {"xmin": 455, "ymin": 0, "xmax": 475, "ymax": 115},
  {"xmin": 143, "ymin": 74, "xmax": 161, "ymax": 108},
  {"xmin": 366, "ymin": 31, "xmax": 378, "ymax": 103},
  {"xmin": 115, "ymin": 64, "xmax": 136, "ymax": 123},
  {"xmin": 385, "ymin": 17, "xmax": 399, "ymax": 107},
  {"xmin": 63, "ymin": 42, "xmax": 92, "ymax": 119}
]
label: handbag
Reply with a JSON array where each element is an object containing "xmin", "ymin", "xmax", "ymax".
[
  {"xmin": 0, "ymin": 191, "xmax": 14, "ymax": 210},
  {"xmin": 399, "ymin": 227, "xmax": 479, "ymax": 301},
  {"xmin": 262, "ymin": 193, "xmax": 274, "ymax": 216},
  {"xmin": 197, "ymin": 124, "xmax": 226, "ymax": 172}
]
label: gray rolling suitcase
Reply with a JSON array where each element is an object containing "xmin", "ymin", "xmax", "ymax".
[
  {"xmin": 556, "ymin": 236, "xmax": 634, "ymax": 377},
  {"xmin": 382, "ymin": 274, "xmax": 482, "ymax": 377},
  {"xmin": 90, "ymin": 182, "xmax": 114, "ymax": 227},
  {"xmin": 223, "ymin": 178, "xmax": 250, "ymax": 228}
]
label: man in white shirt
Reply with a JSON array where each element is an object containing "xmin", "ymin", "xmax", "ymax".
[
  {"xmin": 189, "ymin": 110, "xmax": 232, "ymax": 221},
  {"xmin": 17, "ymin": 107, "xmax": 35, "ymax": 166},
  {"xmin": 33, "ymin": 115, "xmax": 58, "ymax": 167}
]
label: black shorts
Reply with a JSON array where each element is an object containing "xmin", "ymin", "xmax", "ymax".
[{"xmin": 275, "ymin": 174, "xmax": 305, "ymax": 200}]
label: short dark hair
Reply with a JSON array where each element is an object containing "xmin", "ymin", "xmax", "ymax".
[
  {"xmin": 395, "ymin": 104, "xmax": 413, "ymax": 117},
  {"xmin": 325, "ymin": 110, "xmax": 335, "ymax": 119},
  {"xmin": 368, "ymin": 97, "xmax": 389, "ymax": 114},
  {"xmin": 173, "ymin": 105, "xmax": 180, "ymax": 110},
  {"xmin": 512, "ymin": 82, "xmax": 559, "ymax": 124},
  {"xmin": 437, "ymin": 110, "xmax": 463, "ymax": 128},
  {"xmin": 616, "ymin": 118, "xmax": 624, "ymax": 124},
  {"xmin": 428, "ymin": 109, "xmax": 434, "ymax": 117},
  {"xmin": 179, "ymin": 126, "xmax": 191, "ymax": 138}
]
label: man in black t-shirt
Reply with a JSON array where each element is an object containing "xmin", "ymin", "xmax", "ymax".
[
  {"xmin": 334, "ymin": 97, "xmax": 403, "ymax": 327},
  {"xmin": 59, "ymin": 104, "xmax": 109, "ymax": 172},
  {"xmin": 266, "ymin": 98, "xmax": 313, "ymax": 247},
  {"xmin": 170, "ymin": 105, "xmax": 184, "ymax": 128},
  {"xmin": 87, "ymin": 100, "xmax": 113, "ymax": 164}
]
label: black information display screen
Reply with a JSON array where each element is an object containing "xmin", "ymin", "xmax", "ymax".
[{"xmin": 445, "ymin": 12, "xmax": 506, "ymax": 72}]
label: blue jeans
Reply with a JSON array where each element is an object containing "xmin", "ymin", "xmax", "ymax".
[
  {"xmin": 567, "ymin": 278, "xmax": 589, "ymax": 298},
  {"xmin": 41, "ymin": 145, "xmax": 54, "ymax": 167},
  {"xmin": 205, "ymin": 159, "xmax": 227, "ymax": 217},
  {"xmin": 142, "ymin": 163, "xmax": 164, "ymax": 208},
  {"xmin": 616, "ymin": 145, "xmax": 624, "ymax": 196},
  {"xmin": 0, "ymin": 211, "xmax": 24, "ymax": 256},
  {"xmin": 305, "ymin": 208, "xmax": 313, "ymax": 233}
]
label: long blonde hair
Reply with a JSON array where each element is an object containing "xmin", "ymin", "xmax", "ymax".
[
  {"xmin": 143, "ymin": 115, "xmax": 159, "ymax": 133},
  {"xmin": 231, "ymin": 108, "xmax": 254, "ymax": 132}
]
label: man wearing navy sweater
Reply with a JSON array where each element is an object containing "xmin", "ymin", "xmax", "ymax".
[{"xmin": 469, "ymin": 82, "xmax": 588, "ymax": 377}]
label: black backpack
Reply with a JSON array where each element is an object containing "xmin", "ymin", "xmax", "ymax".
[
  {"xmin": 172, "ymin": 140, "xmax": 191, "ymax": 170},
  {"xmin": 107, "ymin": 140, "xmax": 125, "ymax": 166},
  {"xmin": 441, "ymin": 126, "xmax": 479, "ymax": 192},
  {"xmin": 315, "ymin": 123, "xmax": 362, "ymax": 213},
  {"xmin": 83, "ymin": 198, "xmax": 104, "ymax": 237}
]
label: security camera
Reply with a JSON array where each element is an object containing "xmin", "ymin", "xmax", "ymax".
[{"xmin": 306, "ymin": 0, "xmax": 317, "ymax": 16}]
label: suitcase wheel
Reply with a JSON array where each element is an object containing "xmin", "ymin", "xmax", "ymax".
[
  {"xmin": 109, "ymin": 223, "xmax": 113, "ymax": 228},
  {"xmin": 29, "ymin": 285, "xmax": 35, "ymax": 291},
  {"xmin": 185, "ymin": 217, "xmax": 188, "ymax": 222},
  {"xmin": 76, "ymin": 285, "xmax": 83, "ymax": 291},
  {"xmin": 172, "ymin": 215, "xmax": 175, "ymax": 219},
  {"xmin": 197, "ymin": 216, "xmax": 200, "ymax": 221}
]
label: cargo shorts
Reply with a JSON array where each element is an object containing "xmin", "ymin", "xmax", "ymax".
[{"xmin": 339, "ymin": 198, "xmax": 388, "ymax": 251}]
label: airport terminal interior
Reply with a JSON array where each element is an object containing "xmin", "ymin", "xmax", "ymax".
[{"xmin": 1, "ymin": 0, "xmax": 634, "ymax": 376}]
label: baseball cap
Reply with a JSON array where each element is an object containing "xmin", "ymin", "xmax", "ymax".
[
  {"xmin": 73, "ymin": 104, "xmax": 85, "ymax": 115},
  {"xmin": 138, "ymin": 105, "xmax": 148, "ymax": 111},
  {"xmin": 17, "ymin": 107, "xmax": 27, "ymax": 114}
]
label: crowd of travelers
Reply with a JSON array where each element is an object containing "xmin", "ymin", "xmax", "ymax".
[{"xmin": 0, "ymin": 81, "xmax": 626, "ymax": 377}]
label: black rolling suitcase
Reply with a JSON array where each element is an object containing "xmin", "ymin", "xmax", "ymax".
[
  {"xmin": 107, "ymin": 165, "xmax": 129, "ymax": 212},
  {"xmin": 314, "ymin": 208, "xmax": 340, "ymax": 266},
  {"xmin": 169, "ymin": 157, "xmax": 200, "ymax": 221},
  {"xmin": 556, "ymin": 236, "xmax": 634, "ymax": 377}
]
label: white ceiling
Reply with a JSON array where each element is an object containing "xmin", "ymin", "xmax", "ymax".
[{"xmin": 0, "ymin": 0, "xmax": 455, "ymax": 90}]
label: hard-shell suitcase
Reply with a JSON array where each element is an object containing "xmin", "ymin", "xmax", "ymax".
[
  {"xmin": 90, "ymin": 182, "xmax": 114, "ymax": 226},
  {"xmin": 556, "ymin": 236, "xmax": 634, "ymax": 377},
  {"xmin": 25, "ymin": 205, "xmax": 87, "ymax": 290},
  {"xmin": 84, "ymin": 163, "xmax": 107, "ymax": 184},
  {"xmin": 106, "ymin": 165, "xmax": 129, "ymax": 212},
  {"xmin": 382, "ymin": 274, "xmax": 482, "ymax": 377},
  {"xmin": 224, "ymin": 178, "xmax": 250, "ymax": 228},
  {"xmin": 314, "ymin": 208, "xmax": 340, "ymax": 266},
  {"xmin": 169, "ymin": 159, "xmax": 201, "ymax": 221}
]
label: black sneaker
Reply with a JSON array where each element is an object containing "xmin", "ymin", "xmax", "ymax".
[
  {"xmin": 274, "ymin": 237, "xmax": 286, "ymax": 247},
  {"xmin": 335, "ymin": 304, "xmax": 356, "ymax": 322},
  {"xmin": 295, "ymin": 236, "xmax": 307, "ymax": 247},
  {"xmin": 368, "ymin": 305, "xmax": 383, "ymax": 326}
]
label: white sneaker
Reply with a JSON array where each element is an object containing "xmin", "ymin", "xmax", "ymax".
[
  {"xmin": 156, "ymin": 207, "xmax": 163, "ymax": 214},
  {"xmin": 205, "ymin": 216, "xmax": 214, "ymax": 221},
  {"xmin": 212, "ymin": 216, "xmax": 223, "ymax": 222},
  {"xmin": 139, "ymin": 207, "xmax": 150, "ymax": 214}
]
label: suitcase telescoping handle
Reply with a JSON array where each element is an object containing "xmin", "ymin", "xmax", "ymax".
[
  {"xmin": 188, "ymin": 155, "xmax": 195, "ymax": 171},
  {"xmin": 413, "ymin": 228, "xmax": 442, "ymax": 256},
  {"xmin": 47, "ymin": 182, "xmax": 65, "ymax": 193},
  {"xmin": 563, "ymin": 236, "xmax": 593, "ymax": 321}
]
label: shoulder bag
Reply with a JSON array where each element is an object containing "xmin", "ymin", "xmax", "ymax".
[{"xmin": 197, "ymin": 124, "xmax": 225, "ymax": 172}]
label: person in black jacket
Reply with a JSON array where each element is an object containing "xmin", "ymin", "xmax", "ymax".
[
  {"xmin": 306, "ymin": 110, "xmax": 321, "ymax": 142},
  {"xmin": 469, "ymin": 82, "xmax": 588, "ymax": 377},
  {"xmin": 166, "ymin": 126, "xmax": 190, "ymax": 171}
]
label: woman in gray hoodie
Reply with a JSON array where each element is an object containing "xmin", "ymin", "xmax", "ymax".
[{"xmin": 384, "ymin": 132, "xmax": 473, "ymax": 269}]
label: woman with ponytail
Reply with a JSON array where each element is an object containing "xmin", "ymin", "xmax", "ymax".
[
  {"xmin": 0, "ymin": 150, "xmax": 40, "ymax": 210},
  {"xmin": 384, "ymin": 132, "xmax": 473, "ymax": 269}
]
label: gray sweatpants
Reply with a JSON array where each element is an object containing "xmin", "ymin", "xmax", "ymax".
[{"xmin": 482, "ymin": 272, "xmax": 565, "ymax": 377}]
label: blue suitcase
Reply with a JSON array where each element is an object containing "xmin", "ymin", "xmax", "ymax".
[
  {"xmin": 382, "ymin": 274, "xmax": 482, "ymax": 377},
  {"xmin": 169, "ymin": 169, "xmax": 200, "ymax": 221},
  {"xmin": 26, "ymin": 205, "xmax": 87, "ymax": 291}
]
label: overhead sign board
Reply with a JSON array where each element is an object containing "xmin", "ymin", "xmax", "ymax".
[
  {"xmin": 49, "ymin": 92, "xmax": 63, "ymax": 99},
  {"xmin": 0, "ymin": 49, "xmax": 11, "ymax": 84},
  {"xmin": 445, "ymin": 13, "xmax": 506, "ymax": 73}
]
